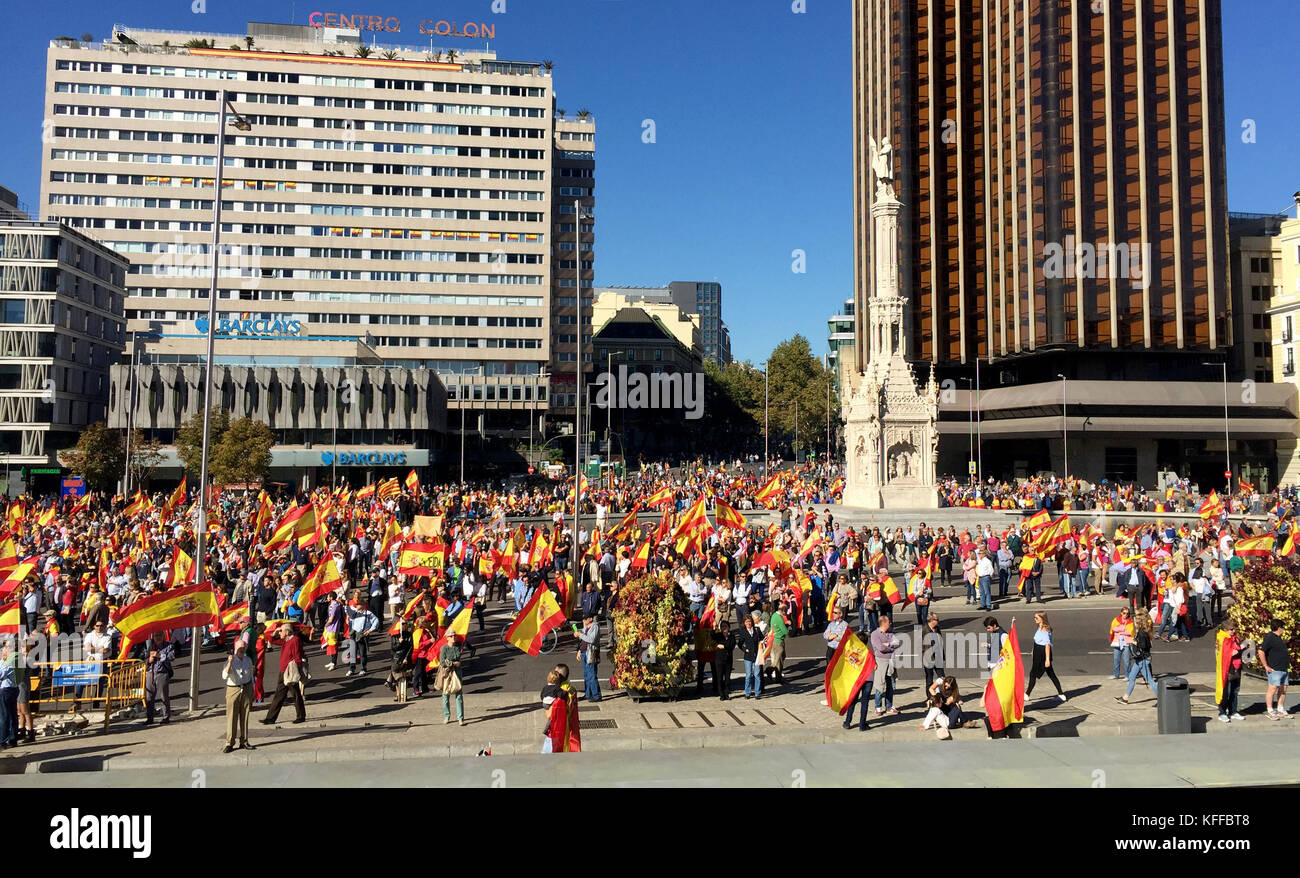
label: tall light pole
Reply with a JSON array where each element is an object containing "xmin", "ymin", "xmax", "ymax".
[
  {"xmin": 763, "ymin": 361, "xmax": 769, "ymax": 476},
  {"xmin": 459, "ymin": 401, "xmax": 466, "ymax": 485},
  {"xmin": 1203, "ymin": 360, "xmax": 1230, "ymax": 495},
  {"xmin": 1057, "ymin": 373, "xmax": 1068, "ymax": 482},
  {"xmin": 571, "ymin": 198, "xmax": 590, "ymax": 589},
  {"xmin": 191, "ymin": 90, "xmax": 250, "ymax": 711},
  {"xmin": 975, "ymin": 356, "xmax": 982, "ymax": 484},
  {"xmin": 123, "ymin": 330, "xmax": 138, "ymax": 496},
  {"xmin": 824, "ymin": 354, "xmax": 831, "ymax": 463},
  {"xmin": 603, "ymin": 349, "xmax": 625, "ymax": 461},
  {"xmin": 961, "ymin": 377, "xmax": 973, "ymax": 484}
]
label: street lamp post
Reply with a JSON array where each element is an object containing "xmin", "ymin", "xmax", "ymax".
[
  {"xmin": 961, "ymin": 377, "xmax": 973, "ymax": 484},
  {"xmin": 190, "ymin": 90, "xmax": 250, "ymax": 712},
  {"xmin": 123, "ymin": 330, "xmax": 138, "ymax": 496},
  {"xmin": 1057, "ymin": 374, "xmax": 1068, "ymax": 482},
  {"xmin": 763, "ymin": 361, "xmax": 769, "ymax": 477},
  {"xmin": 571, "ymin": 199, "xmax": 590, "ymax": 590},
  {"xmin": 1203, "ymin": 361, "xmax": 1230, "ymax": 494}
]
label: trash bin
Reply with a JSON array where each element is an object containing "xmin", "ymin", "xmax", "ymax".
[{"xmin": 1157, "ymin": 676, "xmax": 1191, "ymax": 734}]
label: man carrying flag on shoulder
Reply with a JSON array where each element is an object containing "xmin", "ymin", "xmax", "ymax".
[{"xmin": 983, "ymin": 619, "xmax": 1025, "ymax": 736}]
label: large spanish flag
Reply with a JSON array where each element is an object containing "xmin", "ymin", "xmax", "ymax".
[
  {"xmin": 265, "ymin": 504, "xmax": 310, "ymax": 553},
  {"xmin": 1215, "ymin": 629, "xmax": 1234, "ymax": 704},
  {"xmin": 644, "ymin": 485, "xmax": 674, "ymax": 508},
  {"xmin": 713, "ymin": 498, "xmax": 748, "ymax": 530},
  {"xmin": 110, "ymin": 581, "xmax": 220, "ymax": 659},
  {"xmin": 296, "ymin": 555, "xmax": 343, "ymax": 611},
  {"xmin": 209, "ymin": 601, "xmax": 250, "ymax": 635},
  {"xmin": 1033, "ymin": 515, "xmax": 1073, "ymax": 553},
  {"xmin": 1024, "ymin": 508, "xmax": 1051, "ymax": 533},
  {"xmin": 398, "ymin": 542, "xmax": 446, "ymax": 576},
  {"xmin": 607, "ymin": 504, "xmax": 639, "ymax": 540},
  {"xmin": 983, "ymin": 621, "xmax": 1025, "ymax": 732},
  {"xmin": 504, "ymin": 584, "xmax": 566, "ymax": 656},
  {"xmin": 824, "ymin": 629, "xmax": 877, "ymax": 715},
  {"xmin": 0, "ymin": 556, "xmax": 39, "ymax": 598},
  {"xmin": 161, "ymin": 476, "xmax": 187, "ymax": 523},
  {"xmin": 754, "ymin": 473, "xmax": 783, "ymax": 508},
  {"xmin": 628, "ymin": 539, "xmax": 651, "ymax": 570},
  {"xmin": 1234, "ymin": 533, "xmax": 1275, "ymax": 559},
  {"xmin": 1198, "ymin": 490, "xmax": 1224, "ymax": 521}
]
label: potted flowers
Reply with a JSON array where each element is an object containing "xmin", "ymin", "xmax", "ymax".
[{"xmin": 611, "ymin": 569, "xmax": 694, "ymax": 701}]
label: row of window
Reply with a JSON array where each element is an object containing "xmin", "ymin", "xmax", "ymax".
[
  {"xmin": 53, "ymin": 64, "xmax": 550, "ymax": 95},
  {"xmin": 133, "ymin": 262, "xmax": 544, "ymax": 285},
  {"xmin": 446, "ymin": 384, "xmax": 546, "ymax": 402},
  {"xmin": 124, "ymin": 308, "xmax": 541, "ymax": 330},
  {"xmin": 110, "ymin": 242, "xmax": 544, "ymax": 265},
  {"xmin": 52, "ymin": 127, "xmax": 548, "ymax": 149},
  {"xmin": 52, "ymin": 172, "xmax": 546, "ymax": 203},
  {"xmin": 51, "ymin": 151, "xmax": 550, "ymax": 182},
  {"xmin": 60, "ymin": 216, "xmax": 547, "ymax": 234},
  {"xmin": 373, "ymin": 336, "xmax": 542, "ymax": 349},
  {"xmin": 126, "ymin": 290, "xmax": 544, "ymax": 308}
]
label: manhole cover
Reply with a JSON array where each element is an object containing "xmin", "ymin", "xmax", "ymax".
[{"xmin": 584, "ymin": 719, "xmax": 619, "ymax": 730}]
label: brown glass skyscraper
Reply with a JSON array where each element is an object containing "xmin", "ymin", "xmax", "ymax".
[{"xmin": 852, "ymin": 0, "xmax": 1231, "ymax": 376}]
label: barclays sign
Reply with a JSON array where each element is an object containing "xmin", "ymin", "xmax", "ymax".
[
  {"xmin": 322, "ymin": 450, "xmax": 407, "ymax": 466},
  {"xmin": 197, "ymin": 315, "xmax": 303, "ymax": 338}
]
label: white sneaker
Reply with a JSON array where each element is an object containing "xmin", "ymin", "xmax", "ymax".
[
  {"xmin": 1217, "ymin": 714, "xmax": 1230, "ymax": 723},
  {"xmin": 1266, "ymin": 708, "xmax": 1278, "ymax": 717},
  {"xmin": 344, "ymin": 669, "xmax": 354, "ymax": 677},
  {"xmin": 324, "ymin": 663, "xmax": 335, "ymax": 671},
  {"xmin": 1058, "ymin": 694, "xmax": 1068, "ymax": 703},
  {"xmin": 1230, "ymin": 713, "xmax": 1244, "ymax": 721}
]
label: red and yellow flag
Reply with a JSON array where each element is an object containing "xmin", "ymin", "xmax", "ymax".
[
  {"xmin": 0, "ymin": 600, "xmax": 20, "ymax": 633},
  {"xmin": 713, "ymin": 498, "xmax": 748, "ymax": 530},
  {"xmin": 253, "ymin": 491, "xmax": 273, "ymax": 535},
  {"xmin": 110, "ymin": 582, "xmax": 220, "ymax": 659},
  {"xmin": 1279, "ymin": 531, "xmax": 1296, "ymax": 558},
  {"xmin": 378, "ymin": 515, "xmax": 402, "ymax": 562},
  {"xmin": 1025, "ymin": 509, "xmax": 1051, "ymax": 533},
  {"xmin": 398, "ymin": 542, "xmax": 446, "ymax": 576},
  {"xmin": 1234, "ymin": 533, "xmax": 1275, "ymax": 559},
  {"xmin": 170, "ymin": 545, "xmax": 196, "ymax": 586},
  {"xmin": 754, "ymin": 473, "xmax": 783, "ymax": 508},
  {"xmin": 1198, "ymin": 490, "xmax": 1224, "ymax": 521},
  {"xmin": 644, "ymin": 485, "xmax": 674, "ymax": 508},
  {"xmin": 504, "ymin": 584, "xmax": 566, "ymax": 656},
  {"xmin": 405, "ymin": 469, "xmax": 420, "ymax": 494},
  {"xmin": 0, "ymin": 556, "xmax": 39, "ymax": 599},
  {"xmin": 824, "ymin": 629, "xmax": 877, "ymax": 714},
  {"xmin": 209, "ymin": 601, "xmax": 250, "ymax": 635},
  {"xmin": 607, "ymin": 505, "xmax": 640, "ymax": 540},
  {"xmin": 161, "ymin": 477, "xmax": 187, "ymax": 522},
  {"xmin": 264, "ymin": 504, "xmax": 310, "ymax": 553},
  {"xmin": 629, "ymin": 539, "xmax": 651, "ymax": 570},
  {"xmin": 296, "ymin": 555, "xmax": 342, "ymax": 610},
  {"xmin": 1016, "ymin": 554, "xmax": 1038, "ymax": 593},
  {"xmin": 983, "ymin": 621, "xmax": 1025, "ymax": 732}
]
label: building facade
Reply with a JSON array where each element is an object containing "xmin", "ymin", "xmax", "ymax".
[
  {"xmin": 595, "ymin": 282, "xmax": 730, "ymax": 366},
  {"xmin": 0, "ymin": 210, "xmax": 127, "ymax": 496},
  {"xmin": 827, "ymin": 296, "xmax": 855, "ymax": 393},
  {"xmin": 1264, "ymin": 205, "xmax": 1300, "ymax": 485},
  {"xmin": 849, "ymin": 0, "xmax": 1287, "ymax": 489},
  {"xmin": 39, "ymin": 21, "xmax": 593, "ymax": 446},
  {"xmin": 1229, "ymin": 211, "xmax": 1286, "ymax": 384}
]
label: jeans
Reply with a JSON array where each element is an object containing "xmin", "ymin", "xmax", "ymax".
[
  {"xmin": 1195, "ymin": 593, "xmax": 1213, "ymax": 628},
  {"xmin": 1124, "ymin": 659, "xmax": 1158, "ymax": 699},
  {"xmin": 441, "ymin": 691, "xmax": 463, "ymax": 720},
  {"xmin": 350, "ymin": 635, "xmax": 368, "ymax": 672},
  {"xmin": 1076, "ymin": 569, "xmax": 1090, "ymax": 595},
  {"xmin": 1157, "ymin": 604, "xmax": 1176, "ymax": 638},
  {"xmin": 743, "ymin": 660, "xmax": 762, "ymax": 697},
  {"xmin": 1219, "ymin": 676, "xmax": 1241, "ymax": 716},
  {"xmin": 1060, "ymin": 572, "xmax": 1074, "ymax": 598},
  {"xmin": 915, "ymin": 601, "xmax": 929, "ymax": 628},
  {"xmin": 965, "ymin": 580, "xmax": 976, "ymax": 603},
  {"xmin": 997, "ymin": 568, "xmax": 1009, "ymax": 597},
  {"xmin": 582, "ymin": 654, "xmax": 602, "ymax": 701},
  {"xmin": 0, "ymin": 687, "xmax": 16, "ymax": 745},
  {"xmin": 873, "ymin": 674, "xmax": 895, "ymax": 711},
  {"xmin": 1024, "ymin": 577, "xmax": 1041, "ymax": 601},
  {"xmin": 977, "ymin": 576, "xmax": 992, "ymax": 610},
  {"xmin": 842, "ymin": 680, "xmax": 874, "ymax": 729},
  {"xmin": 1112, "ymin": 645, "xmax": 1131, "ymax": 678},
  {"xmin": 866, "ymin": 608, "xmax": 879, "ymax": 633}
]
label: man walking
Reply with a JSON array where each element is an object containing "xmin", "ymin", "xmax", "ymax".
[
  {"xmin": 221, "ymin": 638, "xmax": 255, "ymax": 752},
  {"xmin": 1261, "ymin": 618, "xmax": 1291, "ymax": 719},
  {"xmin": 575, "ymin": 613, "xmax": 602, "ymax": 702},
  {"xmin": 143, "ymin": 631, "xmax": 175, "ymax": 725},
  {"xmin": 261, "ymin": 622, "xmax": 307, "ymax": 725}
]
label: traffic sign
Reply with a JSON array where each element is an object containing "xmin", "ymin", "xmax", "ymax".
[{"xmin": 968, "ymin": 461, "xmax": 977, "ymax": 475}]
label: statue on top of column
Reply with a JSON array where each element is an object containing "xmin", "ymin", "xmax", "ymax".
[{"xmin": 868, "ymin": 135, "xmax": 894, "ymax": 199}]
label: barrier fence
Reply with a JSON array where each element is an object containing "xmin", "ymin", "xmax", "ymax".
[{"xmin": 26, "ymin": 660, "xmax": 146, "ymax": 732}]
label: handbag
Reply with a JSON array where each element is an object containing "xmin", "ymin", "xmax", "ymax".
[
  {"xmin": 282, "ymin": 659, "xmax": 302, "ymax": 685},
  {"xmin": 443, "ymin": 669, "xmax": 463, "ymax": 694}
]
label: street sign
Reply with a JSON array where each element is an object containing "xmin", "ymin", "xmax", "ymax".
[
  {"xmin": 60, "ymin": 477, "xmax": 86, "ymax": 499},
  {"xmin": 968, "ymin": 461, "xmax": 977, "ymax": 475},
  {"xmin": 30, "ymin": 467, "xmax": 61, "ymax": 475}
]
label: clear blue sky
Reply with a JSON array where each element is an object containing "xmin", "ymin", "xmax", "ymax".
[{"xmin": 2, "ymin": 0, "xmax": 1295, "ymax": 365}]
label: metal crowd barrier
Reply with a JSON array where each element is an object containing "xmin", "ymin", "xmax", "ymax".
[{"xmin": 27, "ymin": 660, "xmax": 147, "ymax": 732}]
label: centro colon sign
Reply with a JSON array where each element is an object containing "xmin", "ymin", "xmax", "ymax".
[
  {"xmin": 196, "ymin": 315, "xmax": 302, "ymax": 338},
  {"xmin": 307, "ymin": 12, "xmax": 496, "ymax": 38},
  {"xmin": 322, "ymin": 450, "xmax": 407, "ymax": 466}
]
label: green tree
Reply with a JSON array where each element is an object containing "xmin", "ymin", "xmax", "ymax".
[
  {"xmin": 210, "ymin": 417, "xmax": 274, "ymax": 486},
  {"xmin": 60, "ymin": 422, "xmax": 123, "ymax": 493},
  {"xmin": 764, "ymin": 335, "xmax": 837, "ymax": 459},
  {"xmin": 175, "ymin": 406, "xmax": 230, "ymax": 480}
]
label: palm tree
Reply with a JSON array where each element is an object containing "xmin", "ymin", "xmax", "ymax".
[
  {"xmin": 244, "ymin": 36, "xmax": 254, "ymax": 50},
  {"xmin": 183, "ymin": 38, "xmax": 212, "ymax": 49},
  {"xmin": 541, "ymin": 60, "xmax": 554, "ymax": 73},
  {"xmin": 556, "ymin": 108, "xmax": 567, "ymax": 120},
  {"xmin": 446, "ymin": 49, "xmax": 458, "ymax": 63},
  {"xmin": 577, "ymin": 109, "xmax": 591, "ymax": 121},
  {"xmin": 80, "ymin": 33, "xmax": 94, "ymax": 43},
  {"xmin": 381, "ymin": 48, "xmax": 399, "ymax": 60},
  {"xmin": 354, "ymin": 44, "xmax": 372, "ymax": 58}
]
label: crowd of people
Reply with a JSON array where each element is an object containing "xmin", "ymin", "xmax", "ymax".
[{"xmin": 0, "ymin": 459, "xmax": 1294, "ymax": 752}]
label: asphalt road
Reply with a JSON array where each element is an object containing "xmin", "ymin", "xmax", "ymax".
[{"xmin": 174, "ymin": 568, "xmax": 1222, "ymax": 715}]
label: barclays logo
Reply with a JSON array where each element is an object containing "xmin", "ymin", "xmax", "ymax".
[
  {"xmin": 197, "ymin": 315, "xmax": 303, "ymax": 338},
  {"xmin": 322, "ymin": 450, "xmax": 407, "ymax": 466}
]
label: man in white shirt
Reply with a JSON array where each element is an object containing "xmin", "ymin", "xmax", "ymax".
[{"xmin": 975, "ymin": 548, "xmax": 995, "ymax": 611}]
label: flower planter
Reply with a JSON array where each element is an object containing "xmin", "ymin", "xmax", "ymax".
[{"xmin": 625, "ymin": 686, "xmax": 683, "ymax": 703}]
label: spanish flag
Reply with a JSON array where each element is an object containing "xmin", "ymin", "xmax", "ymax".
[
  {"xmin": 1016, "ymin": 554, "xmax": 1037, "ymax": 593},
  {"xmin": 880, "ymin": 574, "xmax": 902, "ymax": 605},
  {"xmin": 1279, "ymin": 530, "xmax": 1295, "ymax": 558},
  {"xmin": 296, "ymin": 555, "xmax": 342, "ymax": 611},
  {"xmin": 209, "ymin": 601, "xmax": 249, "ymax": 635},
  {"xmin": 582, "ymin": 527, "xmax": 602, "ymax": 561},
  {"xmin": 1033, "ymin": 515, "xmax": 1073, "ymax": 553},
  {"xmin": 405, "ymin": 469, "xmax": 420, "ymax": 494},
  {"xmin": 170, "ymin": 545, "xmax": 196, "ymax": 586},
  {"xmin": 983, "ymin": 620, "xmax": 1025, "ymax": 732},
  {"xmin": 504, "ymin": 584, "xmax": 566, "ymax": 656},
  {"xmin": 1214, "ymin": 628, "xmax": 1239, "ymax": 704},
  {"xmin": 254, "ymin": 491, "xmax": 273, "ymax": 535},
  {"xmin": 671, "ymin": 497, "xmax": 709, "ymax": 543},
  {"xmin": 0, "ymin": 535, "xmax": 16, "ymax": 578},
  {"xmin": 0, "ymin": 600, "xmax": 20, "ymax": 634},
  {"xmin": 754, "ymin": 473, "xmax": 783, "ymax": 508},
  {"xmin": 398, "ymin": 542, "xmax": 446, "ymax": 576},
  {"xmin": 0, "ymin": 556, "xmax": 39, "ymax": 598},
  {"xmin": 161, "ymin": 477, "xmax": 187, "ymax": 523},
  {"xmin": 111, "ymin": 582, "xmax": 220, "ymax": 659},
  {"xmin": 824, "ymin": 629, "xmax": 876, "ymax": 715},
  {"xmin": 528, "ymin": 529, "xmax": 552, "ymax": 568},
  {"xmin": 607, "ymin": 505, "xmax": 639, "ymax": 540},
  {"xmin": 713, "ymin": 498, "xmax": 748, "ymax": 530},
  {"xmin": 34, "ymin": 506, "xmax": 54, "ymax": 527},
  {"xmin": 645, "ymin": 485, "xmax": 674, "ymax": 508},
  {"xmin": 1234, "ymin": 533, "xmax": 1275, "ymax": 559},
  {"xmin": 1024, "ymin": 508, "xmax": 1051, "ymax": 533},
  {"xmin": 629, "ymin": 539, "xmax": 651, "ymax": 570},
  {"xmin": 1198, "ymin": 490, "xmax": 1224, "ymax": 521},
  {"xmin": 378, "ymin": 515, "xmax": 402, "ymax": 561},
  {"xmin": 355, "ymin": 483, "xmax": 376, "ymax": 501},
  {"xmin": 264, "ymin": 504, "xmax": 306, "ymax": 553}
]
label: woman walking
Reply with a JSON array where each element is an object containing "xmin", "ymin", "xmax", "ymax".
[
  {"xmin": 436, "ymin": 637, "xmax": 465, "ymax": 726},
  {"xmin": 1115, "ymin": 611, "xmax": 1159, "ymax": 704},
  {"xmin": 1215, "ymin": 620, "xmax": 1245, "ymax": 723},
  {"xmin": 1024, "ymin": 611, "xmax": 1067, "ymax": 703}
]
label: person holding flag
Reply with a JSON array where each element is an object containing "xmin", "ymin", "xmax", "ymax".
[
  {"xmin": 1215, "ymin": 620, "xmax": 1245, "ymax": 723},
  {"xmin": 1115, "ymin": 611, "xmax": 1159, "ymax": 705}
]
